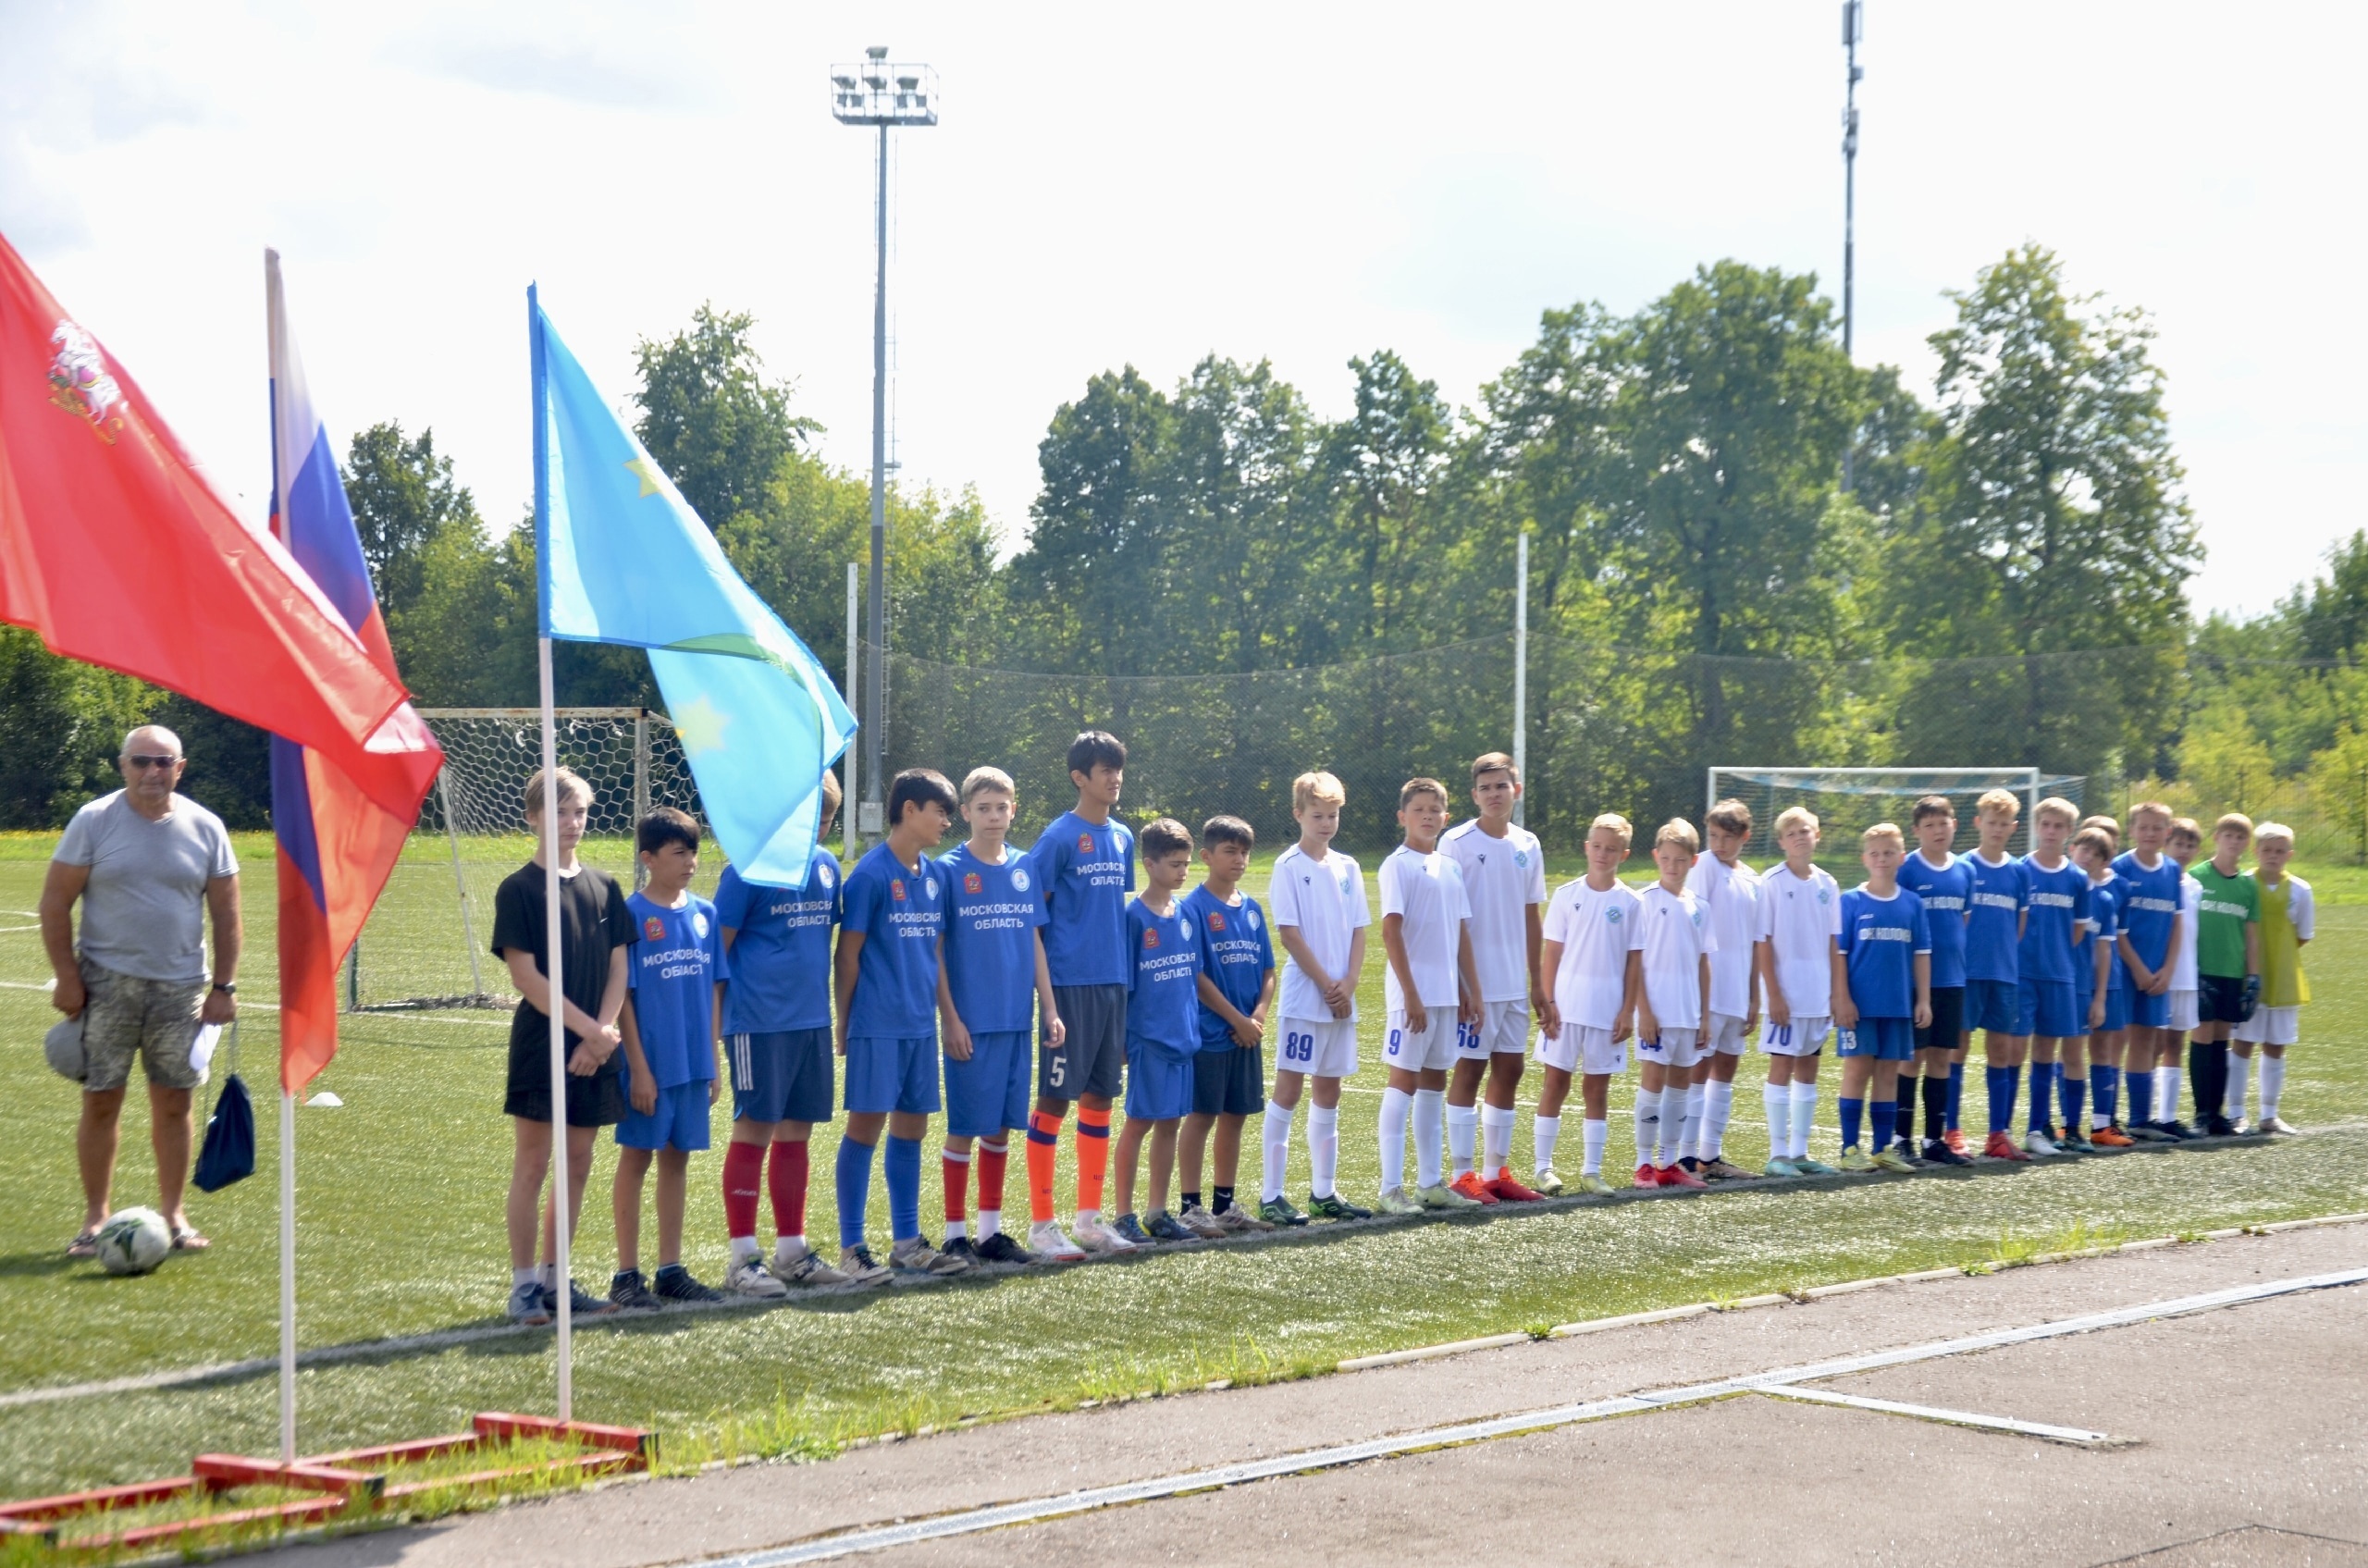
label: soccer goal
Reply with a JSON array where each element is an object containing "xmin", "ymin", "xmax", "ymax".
[
  {"xmin": 347, "ymin": 709, "xmax": 705, "ymax": 1012},
  {"xmin": 1703, "ymin": 767, "xmax": 2088, "ymax": 858}
]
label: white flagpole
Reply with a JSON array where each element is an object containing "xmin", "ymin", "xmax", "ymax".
[
  {"xmin": 540, "ymin": 635, "xmax": 570, "ymax": 1419},
  {"xmin": 264, "ymin": 247, "xmax": 301, "ymax": 1464}
]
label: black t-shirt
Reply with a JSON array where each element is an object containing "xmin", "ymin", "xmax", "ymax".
[{"xmin": 491, "ymin": 861, "xmax": 635, "ymax": 1060}]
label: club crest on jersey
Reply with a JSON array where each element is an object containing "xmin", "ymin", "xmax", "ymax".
[
  {"xmin": 1142, "ymin": 928, "xmax": 1159, "ymax": 949},
  {"xmin": 643, "ymin": 915, "xmax": 666, "ymax": 941},
  {"xmin": 693, "ymin": 911, "xmax": 709, "ymax": 938},
  {"xmin": 1179, "ymin": 919, "xmax": 1192, "ymax": 940},
  {"xmin": 1208, "ymin": 910, "xmax": 1227, "ymax": 932},
  {"xmin": 891, "ymin": 880, "xmax": 906, "ymax": 902},
  {"xmin": 1605, "ymin": 906, "xmax": 1624, "ymax": 924},
  {"xmin": 46, "ymin": 321, "xmax": 126, "ymax": 444},
  {"xmin": 963, "ymin": 871, "xmax": 983, "ymax": 895},
  {"xmin": 1010, "ymin": 868, "xmax": 1030, "ymax": 892},
  {"xmin": 1514, "ymin": 851, "xmax": 1529, "ymax": 868},
  {"xmin": 1078, "ymin": 832, "xmax": 1094, "ymax": 853},
  {"xmin": 817, "ymin": 861, "xmax": 836, "ymax": 887},
  {"xmin": 924, "ymin": 877, "xmax": 940, "ymax": 899}
]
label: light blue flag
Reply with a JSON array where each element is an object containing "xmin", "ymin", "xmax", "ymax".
[{"xmin": 530, "ymin": 287, "xmax": 855, "ymax": 883}]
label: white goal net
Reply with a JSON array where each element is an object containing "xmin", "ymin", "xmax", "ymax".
[{"xmin": 1704, "ymin": 767, "xmax": 2088, "ymax": 858}]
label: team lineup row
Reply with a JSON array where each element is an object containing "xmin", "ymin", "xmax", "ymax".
[{"xmin": 489, "ymin": 735, "xmax": 2312, "ymax": 1322}]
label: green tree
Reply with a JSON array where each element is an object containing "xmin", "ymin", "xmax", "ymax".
[
  {"xmin": 341, "ymin": 422, "xmax": 479, "ymax": 623},
  {"xmin": 0, "ymin": 630, "xmax": 154, "ymax": 827},
  {"xmin": 2281, "ymin": 529, "xmax": 2368, "ymax": 663},
  {"xmin": 1321, "ymin": 350, "xmax": 1453, "ymax": 655},
  {"xmin": 634, "ymin": 304, "xmax": 820, "ymax": 532}
]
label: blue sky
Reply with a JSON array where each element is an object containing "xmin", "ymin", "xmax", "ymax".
[{"xmin": 4, "ymin": 1, "xmax": 2360, "ymax": 621}]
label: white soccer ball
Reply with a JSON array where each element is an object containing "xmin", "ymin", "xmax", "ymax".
[{"xmin": 94, "ymin": 1206, "xmax": 171, "ymax": 1276}]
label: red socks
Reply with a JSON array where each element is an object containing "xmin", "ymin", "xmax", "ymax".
[
  {"xmin": 1076, "ymin": 1105, "xmax": 1112, "ymax": 1214},
  {"xmin": 942, "ymin": 1146, "xmax": 971, "ymax": 1227},
  {"xmin": 766, "ymin": 1139, "xmax": 808, "ymax": 1241},
  {"xmin": 977, "ymin": 1138, "xmax": 1008, "ymax": 1218},
  {"xmin": 1028, "ymin": 1110, "xmax": 1063, "ymax": 1223},
  {"xmin": 722, "ymin": 1140, "xmax": 765, "ymax": 1241}
]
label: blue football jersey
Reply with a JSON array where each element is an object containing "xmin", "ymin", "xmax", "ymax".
[
  {"xmin": 1963, "ymin": 851, "xmax": 2030, "ymax": 984},
  {"xmin": 713, "ymin": 857, "xmax": 838, "ymax": 1035},
  {"xmin": 940, "ymin": 842, "xmax": 1048, "ymax": 1035},
  {"xmin": 839, "ymin": 844, "xmax": 946, "ymax": 1039},
  {"xmin": 1897, "ymin": 850, "xmax": 1973, "ymax": 989},
  {"xmin": 1125, "ymin": 895, "xmax": 1202, "ymax": 1056},
  {"xmin": 2017, "ymin": 855, "xmax": 2092, "ymax": 985},
  {"xmin": 1184, "ymin": 883, "xmax": 1275, "ymax": 1051},
  {"xmin": 1838, "ymin": 886, "xmax": 1930, "ymax": 1019},
  {"xmin": 2078, "ymin": 877, "xmax": 2121, "ymax": 995},
  {"xmin": 1033, "ymin": 810, "xmax": 1136, "ymax": 987},
  {"xmin": 624, "ymin": 891, "xmax": 728, "ymax": 1088},
  {"xmin": 2110, "ymin": 849, "xmax": 2183, "ymax": 971}
]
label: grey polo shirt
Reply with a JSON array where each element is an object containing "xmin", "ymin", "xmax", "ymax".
[{"xmin": 55, "ymin": 790, "xmax": 238, "ymax": 984}]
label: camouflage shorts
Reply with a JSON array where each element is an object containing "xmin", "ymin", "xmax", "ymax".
[{"xmin": 78, "ymin": 958, "xmax": 207, "ymax": 1093}]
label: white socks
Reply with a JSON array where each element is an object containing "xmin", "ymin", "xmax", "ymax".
[
  {"xmin": 1634, "ymin": 1087, "xmax": 1662, "ymax": 1169},
  {"xmin": 1308, "ymin": 1104, "xmax": 1339, "ymax": 1199},
  {"xmin": 1448, "ymin": 1102, "xmax": 1479, "ymax": 1178},
  {"xmin": 1764, "ymin": 1083, "xmax": 1790, "ymax": 1156},
  {"xmin": 2261, "ymin": 1055, "xmax": 2287, "ymax": 1118},
  {"xmin": 1378, "ymin": 1086, "xmax": 1412, "ymax": 1192},
  {"xmin": 1481, "ymin": 1103, "xmax": 1515, "ymax": 1175},
  {"xmin": 2226, "ymin": 1055, "xmax": 2252, "ymax": 1120},
  {"xmin": 1673, "ymin": 1086, "xmax": 1701, "ymax": 1167},
  {"xmin": 730, "ymin": 1235, "xmax": 760, "ymax": 1264},
  {"xmin": 1582, "ymin": 1117, "xmax": 1609, "ymax": 1176},
  {"xmin": 1534, "ymin": 1113, "xmax": 1562, "ymax": 1174},
  {"xmin": 1700, "ymin": 1080, "xmax": 1732, "ymax": 1161},
  {"xmin": 1414, "ymin": 1089, "xmax": 1447, "ymax": 1190},
  {"xmin": 776, "ymin": 1232, "xmax": 808, "ymax": 1266},
  {"xmin": 2154, "ymin": 1066, "xmax": 2181, "ymax": 1123},
  {"xmin": 1789, "ymin": 1080, "xmax": 1819, "ymax": 1160},
  {"xmin": 1262, "ymin": 1098, "xmax": 1293, "ymax": 1202},
  {"xmin": 977, "ymin": 1208, "xmax": 1002, "ymax": 1241}
]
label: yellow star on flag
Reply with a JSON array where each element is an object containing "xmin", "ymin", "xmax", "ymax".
[
  {"xmin": 624, "ymin": 456, "xmax": 666, "ymax": 498},
  {"xmin": 672, "ymin": 695, "xmax": 731, "ymax": 758}
]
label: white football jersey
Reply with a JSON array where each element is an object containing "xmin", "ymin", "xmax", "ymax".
[
  {"xmin": 1753, "ymin": 862, "xmax": 1843, "ymax": 1018},
  {"xmin": 1636, "ymin": 883, "xmax": 1717, "ymax": 1029},
  {"xmin": 1685, "ymin": 853, "xmax": 1759, "ymax": 1018},
  {"xmin": 1269, "ymin": 844, "xmax": 1369, "ymax": 1021},
  {"xmin": 2173, "ymin": 873, "xmax": 2202, "ymax": 991},
  {"xmin": 1379, "ymin": 845, "xmax": 1472, "ymax": 1011},
  {"xmin": 1440, "ymin": 819, "xmax": 1546, "ymax": 1003},
  {"xmin": 1542, "ymin": 877, "xmax": 1645, "ymax": 1031}
]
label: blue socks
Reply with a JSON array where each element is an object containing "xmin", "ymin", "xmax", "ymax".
[
  {"xmin": 1986, "ymin": 1065, "xmax": 2018, "ymax": 1134},
  {"xmin": 836, "ymin": 1135, "xmax": 876, "ymax": 1251},
  {"xmin": 2028, "ymin": 1062, "xmax": 2058, "ymax": 1132},
  {"xmin": 1870, "ymin": 1098, "xmax": 1897, "ymax": 1152},
  {"xmin": 2059, "ymin": 1071, "xmax": 2086, "ymax": 1135},
  {"xmin": 885, "ymin": 1134, "xmax": 922, "ymax": 1242},
  {"xmin": 1946, "ymin": 1063, "xmax": 1965, "ymax": 1131},
  {"xmin": 1840, "ymin": 1096, "xmax": 1864, "ymax": 1149},
  {"xmin": 2091, "ymin": 1065, "xmax": 2118, "ymax": 1125}
]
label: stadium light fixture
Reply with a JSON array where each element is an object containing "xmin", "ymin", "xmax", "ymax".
[
  {"xmin": 831, "ymin": 45, "xmax": 939, "ymax": 836},
  {"xmin": 1839, "ymin": 0, "xmax": 1864, "ymax": 492}
]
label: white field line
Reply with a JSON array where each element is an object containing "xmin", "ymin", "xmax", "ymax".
[
  {"xmin": 694, "ymin": 1266, "xmax": 2368, "ymax": 1566},
  {"xmin": 1750, "ymin": 1384, "xmax": 2115, "ymax": 1445}
]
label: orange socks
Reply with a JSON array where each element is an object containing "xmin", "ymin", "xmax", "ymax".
[
  {"xmin": 1075, "ymin": 1105, "xmax": 1112, "ymax": 1215},
  {"xmin": 1027, "ymin": 1110, "xmax": 1064, "ymax": 1224}
]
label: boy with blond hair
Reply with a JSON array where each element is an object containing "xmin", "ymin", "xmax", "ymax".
[
  {"xmin": 1833, "ymin": 822, "xmax": 1930, "ymax": 1173},
  {"xmin": 2013, "ymin": 797, "xmax": 2092, "ymax": 1156},
  {"xmin": 1633, "ymin": 820, "xmax": 1716, "ymax": 1189},
  {"xmin": 1376, "ymin": 779, "xmax": 1485, "ymax": 1212},
  {"xmin": 1440, "ymin": 753, "xmax": 1548, "ymax": 1199},
  {"xmin": 1536, "ymin": 812, "xmax": 1645, "ymax": 1193},
  {"xmin": 1963, "ymin": 789, "xmax": 2032, "ymax": 1160},
  {"xmin": 2191, "ymin": 813, "xmax": 2263, "ymax": 1137},
  {"xmin": 2153, "ymin": 817, "xmax": 2207, "ymax": 1137},
  {"xmin": 2112, "ymin": 802, "xmax": 2186, "ymax": 1141},
  {"xmin": 2229, "ymin": 821, "xmax": 2309, "ymax": 1134},
  {"xmin": 1754, "ymin": 805, "xmax": 1844, "ymax": 1177},
  {"xmin": 1683, "ymin": 798, "xmax": 1761, "ymax": 1179},
  {"xmin": 1263, "ymin": 772, "xmax": 1373, "ymax": 1224},
  {"xmin": 1897, "ymin": 796, "xmax": 1974, "ymax": 1165}
]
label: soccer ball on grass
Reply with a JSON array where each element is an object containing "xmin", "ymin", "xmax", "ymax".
[{"xmin": 94, "ymin": 1206, "xmax": 171, "ymax": 1276}]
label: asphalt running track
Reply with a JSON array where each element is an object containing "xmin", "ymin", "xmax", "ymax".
[{"xmin": 261, "ymin": 1221, "xmax": 2368, "ymax": 1567}]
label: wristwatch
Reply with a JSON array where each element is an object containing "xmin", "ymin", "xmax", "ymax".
[{"xmin": 212, "ymin": 982, "xmax": 237, "ymax": 995}]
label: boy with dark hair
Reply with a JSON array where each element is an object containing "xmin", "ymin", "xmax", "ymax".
[
  {"xmin": 1029, "ymin": 731, "xmax": 1138, "ymax": 1254},
  {"xmin": 2066, "ymin": 824, "xmax": 2126, "ymax": 1151},
  {"xmin": 1897, "ymin": 795, "xmax": 1973, "ymax": 1166},
  {"xmin": 1683, "ymin": 796, "xmax": 1761, "ymax": 1179},
  {"xmin": 493, "ymin": 766, "xmax": 631, "ymax": 1325},
  {"xmin": 834, "ymin": 768, "xmax": 968, "ymax": 1281},
  {"xmin": 1833, "ymin": 822, "xmax": 1930, "ymax": 1174},
  {"xmin": 715, "ymin": 770, "xmax": 849, "ymax": 1290},
  {"xmin": 937, "ymin": 767, "xmax": 1062, "ymax": 1266},
  {"xmin": 2190, "ymin": 813, "xmax": 2262, "ymax": 1138},
  {"xmin": 610, "ymin": 808, "xmax": 730, "ymax": 1309},
  {"xmin": 1376, "ymin": 778, "xmax": 1484, "ymax": 1213},
  {"xmin": 1113, "ymin": 819, "xmax": 1203, "ymax": 1242},
  {"xmin": 1178, "ymin": 815, "xmax": 1277, "ymax": 1237},
  {"xmin": 1439, "ymin": 752, "xmax": 1548, "ymax": 1198}
]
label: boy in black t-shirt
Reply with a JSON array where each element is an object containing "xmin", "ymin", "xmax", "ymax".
[{"xmin": 491, "ymin": 766, "xmax": 635, "ymax": 1325}]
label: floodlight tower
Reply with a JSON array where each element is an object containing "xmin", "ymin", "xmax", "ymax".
[
  {"xmin": 832, "ymin": 45, "xmax": 937, "ymax": 835},
  {"xmin": 1840, "ymin": 0, "xmax": 1863, "ymax": 492}
]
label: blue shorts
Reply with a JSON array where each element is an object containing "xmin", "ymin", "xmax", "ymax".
[
  {"xmin": 845, "ymin": 1035, "xmax": 941, "ymax": 1117},
  {"xmin": 615, "ymin": 1079, "xmax": 712, "ymax": 1152},
  {"xmin": 944, "ymin": 1031, "xmax": 1031, "ymax": 1138},
  {"xmin": 2124, "ymin": 986, "xmax": 2167, "ymax": 1029},
  {"xmin": 1965, "ymin": 979, "xmax": 2020, "ymax": 1033},
  {"xmin": 2016, "ymin": 977, "xmax": 2079, "ymax": 1040},
  {"xmin": 729, "ymin": 1028, "xmax": 835, "ymax": 1126},
  {"xmin": 1124, "ymin": 1042, "xmax": 1193, "ymax": 1122},
  {"xmin": 1191, "ymin": 1045, "xmax": 1264, "ymax": 1117},
  {"xmin": 2101, "ymin": 983, "xmax": 2130, "ymax": 1034},
  {"xmin": 1837, "ymin": 1018, "xmax": 1916, "ymax": 1061}
]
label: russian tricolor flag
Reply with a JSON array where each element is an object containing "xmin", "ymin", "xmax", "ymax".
[{"xmin": 266, "ymin": 252, "xmax": 443, "ymax": 1093}]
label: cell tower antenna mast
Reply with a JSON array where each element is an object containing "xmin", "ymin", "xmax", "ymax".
[{"xmin": 1840, "ymin": 0, "xmax": 1863, "ymax": 492}]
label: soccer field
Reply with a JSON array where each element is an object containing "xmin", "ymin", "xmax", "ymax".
[{"xmin": 0, "ymin": 832, "xmax": 2362, "ymax": 1501}]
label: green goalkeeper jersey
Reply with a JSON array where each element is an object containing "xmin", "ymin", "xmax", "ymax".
[{"xmin": 2190, "ymin": 861, "xmax": 2258, "ymax": 980}]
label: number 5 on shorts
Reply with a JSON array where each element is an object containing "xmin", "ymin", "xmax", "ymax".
[{"xmin": 1048, "ymin": 1051, "xmax": 1067, "ymax": 1088}]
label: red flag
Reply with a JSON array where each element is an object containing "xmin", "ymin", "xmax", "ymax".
[{"xmin": 0, "ymin": 232, "xmax": 408, "ymax": 772}]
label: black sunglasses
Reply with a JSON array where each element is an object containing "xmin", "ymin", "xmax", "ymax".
[{"xmin": 124, "ymin": 754, "xmax": 181, "ymax": 770}]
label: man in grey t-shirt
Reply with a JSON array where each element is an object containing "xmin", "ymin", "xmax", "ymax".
[{"xmin": 42, "ymin": 726, "xmax": 241, "ymax": 1256}]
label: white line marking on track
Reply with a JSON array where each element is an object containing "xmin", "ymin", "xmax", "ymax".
[
  {"xmin": 1748, "ymin": 1385, "xmax": 2115, "ymax": 1445},
  {"xmin": 692, "ymin": 1266, "xmax": 2368, "ymax": 1566}
]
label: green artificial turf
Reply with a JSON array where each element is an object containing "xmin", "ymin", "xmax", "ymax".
[{"xmin": 0, "ymin": 833, "xmax": 2359, "ymax": 1500}]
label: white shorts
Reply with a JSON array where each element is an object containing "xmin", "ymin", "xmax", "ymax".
[
  {"xmin": 1636, "ymin": 1026, "xmax": 1704, "ymax": 1070},
  {"xmin": 2167, "ymin": 990, "xmax": 2200, "ymax": 1033},
  {"xmin": 1537, "ymin": 1023, "xmax": 1626, "ymax": 1076},
  {"xmin": 1457, "ymin": 998, "xmax": 1532, "ymax": 1059},
  {"xmin": 1758, "ymin": 1016, "xmax": 1832, "ymax": 1058},
  {"xmin": 1383, "ymin": 1010, "xmax": 1459, "ymax": 1072},
  {"xmin": 1276, "ymin": 1017, "xmax": 1358, "ymax": 1080},
  {"xmin": 1706, "ymin": 1013, "xmax": 1751, "ymax": 1056},
  {"xmin": 2233, "ymin": 1005, "xmax": 2300, "ymax": 1047}
]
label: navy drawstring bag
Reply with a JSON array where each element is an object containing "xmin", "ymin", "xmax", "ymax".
[{"xmin": 192, "ymin": 1021, "xmax": 254, "ymax": 1192}]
